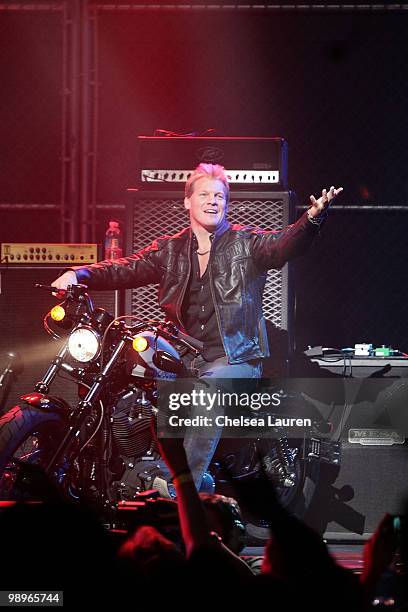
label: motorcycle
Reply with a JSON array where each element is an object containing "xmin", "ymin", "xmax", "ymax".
[
  {"xmin": 0, "ymin": 283, "xmax": 340, "ymax": 535},
  {"xmin": 0, "ymin": 283, "xmax": 203, "ymax": 506}
]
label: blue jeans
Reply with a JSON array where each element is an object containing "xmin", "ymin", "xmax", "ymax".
[{"xmin": 182, "ymin": 355, "xmax": 262, "ymax": 490}]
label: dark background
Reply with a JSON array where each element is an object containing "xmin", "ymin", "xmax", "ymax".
[{"xmin": 1, "ymin": 5, "xmax": 408, "ymax": 353}]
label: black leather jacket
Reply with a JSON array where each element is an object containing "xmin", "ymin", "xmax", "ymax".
[{"xmin": 73, "ymin": 211, "xmax": 319, "ymax": 364}]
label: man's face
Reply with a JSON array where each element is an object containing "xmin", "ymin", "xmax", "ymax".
[{"xmin": 184, "ymin": 177, "xmax": 228, "ymax": 232}]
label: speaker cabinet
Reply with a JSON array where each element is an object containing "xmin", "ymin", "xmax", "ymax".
[
  {"xmin": 303, "ymin": 366, "xmax": 408, "ymax": 541},
  {"xmin": 0, "ymin": 265, "xmax": 121, "ymax": 412},
  {"xmin": 126, "ymin": 189, "xmax": 296, "ymax": 338},
  {"xmin": 306, "ymin": 441, "xmax": 408, "ymax": 541}
]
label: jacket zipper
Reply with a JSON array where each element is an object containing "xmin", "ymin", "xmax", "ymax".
[
  {"xmin": 175, "ymin": 233, "xmax": 192, "ymax": 329},
  {"xmin": 241, "ymin": 262, "xmax": 264, "ymax": 355},
  {"xmin": 239, "ymin": 263, "xmax": 248, "ymax": 336},
  {"xmin": 258, "ymin": 318, "xmax": 266, "ymax": 354},
  {"xmin": 208, "ymin": 246, "xmax": 228, "ymax": 358}
]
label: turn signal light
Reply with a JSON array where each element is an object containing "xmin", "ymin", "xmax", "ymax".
[
  {"xmin": 50, "ymin": 305, "xmax": 66, "ymax": 321},
  {"xmin": 132, "ymin": 336, "xmax": 148, "ymax": 352}
]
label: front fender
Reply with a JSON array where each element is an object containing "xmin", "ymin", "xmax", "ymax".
[{"xmin": 20, "ymin": 392, "xmax": 72, "ymax": 417}]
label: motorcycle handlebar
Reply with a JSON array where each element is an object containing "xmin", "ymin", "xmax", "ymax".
[
  {"xmin": 37, "ymin": 284, "xmax": 95, "ymax": 336},
  {"xmin": 36, "ymin": 283, "xmax": 93, "ymax": 308},
  {"xmin": 177, "ymin": 330, "xmax": 204, "ymax": 352},
  {"xmin": 35, "ymin": 283, "xmax": 67, "ymax": 296},
  {"xmin": 36, "ymin": 284, "xmax": 203, "ymax": 354},
  {"xmin": 156, "ymin": 325, "xmax": 203, "ymax": 353}
]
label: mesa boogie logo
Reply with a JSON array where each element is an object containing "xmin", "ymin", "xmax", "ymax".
[
  {"xmin": 348, "ymin": 429, "xmax": 404, "ymax": 445},
  {"xmin": 195, "ymin": 147, "xmax": 224, "ymax": 163}
]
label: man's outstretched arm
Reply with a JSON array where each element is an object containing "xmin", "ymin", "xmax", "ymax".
[
  {"xmin": 51, "ymin": 240, "xmax": 163, "ymax": 292},
  {"xmin": 251, "ymin": 185, "xmax": 343, "ymax": 270}
]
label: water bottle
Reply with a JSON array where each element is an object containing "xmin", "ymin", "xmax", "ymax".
[{"xmin": 104, "ymin": 220, "xmax": 123, "ymax": 260}]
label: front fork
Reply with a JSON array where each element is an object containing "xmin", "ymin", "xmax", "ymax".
[
  {"xmin": 35, "ymin": 345, "xmax": 71, "ymax": 395},
  {"xmin": 43, "ymin": 339, "xmax": 129, "ymax": 474}
]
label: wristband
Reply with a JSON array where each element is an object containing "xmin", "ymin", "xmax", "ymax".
[{"xmin": 307, "ymin": 209, "xmax": 327, "ymax": 225}]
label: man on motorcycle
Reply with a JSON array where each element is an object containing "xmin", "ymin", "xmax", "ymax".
[{"xmin": 51, "ymin": 164, "xmax": 342, "ymax": 490}]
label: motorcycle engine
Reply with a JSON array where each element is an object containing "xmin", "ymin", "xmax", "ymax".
[
  {"xmin": 110, "ymin": 388, "xmax": 172, "ymax": 499},
  {"xmin": 111, "ymin": 388, "xmax": 157, "ymax": 459}
]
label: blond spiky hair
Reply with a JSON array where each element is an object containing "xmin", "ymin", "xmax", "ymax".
[{"xmin": 185, "ymin": 163, "xmax": 230, "ymax": 200}]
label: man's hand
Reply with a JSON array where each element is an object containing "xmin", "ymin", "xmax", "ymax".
[
  {"xmin": 51, "ymin": 270, "xmax": 78, "ymax": 292},
  {"xmin": 309, "ymin": 185, "xmax": 343, "ymax": 217}
]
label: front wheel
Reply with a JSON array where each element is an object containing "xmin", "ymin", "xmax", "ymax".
[{"xmin": 0, "ymin": 404, "xmax": 65, "ymax": 500}]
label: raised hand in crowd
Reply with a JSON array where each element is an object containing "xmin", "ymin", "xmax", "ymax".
[{"xmin": 361, "ymin": 513, "xmax": 399, "ymax": 602}]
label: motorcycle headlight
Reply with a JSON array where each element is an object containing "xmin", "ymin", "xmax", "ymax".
[{"xmin": 68, "ymin": 327, "xmax": 100, "ymax": 362}]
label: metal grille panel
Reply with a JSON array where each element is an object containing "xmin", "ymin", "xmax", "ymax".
[{"xmin": 127, "ymin": 191, "xmax": 294, "ymax": 331}]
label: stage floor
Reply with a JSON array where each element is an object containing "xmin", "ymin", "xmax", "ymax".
[{"xmin": 242, "ymin": 544, "xmax": 364, "ymax": 573}]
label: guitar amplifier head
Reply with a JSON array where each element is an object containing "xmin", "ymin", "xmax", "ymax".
[{"xmin": 136, "ymin": 136, "xmax": 288, "ymax": 189}]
